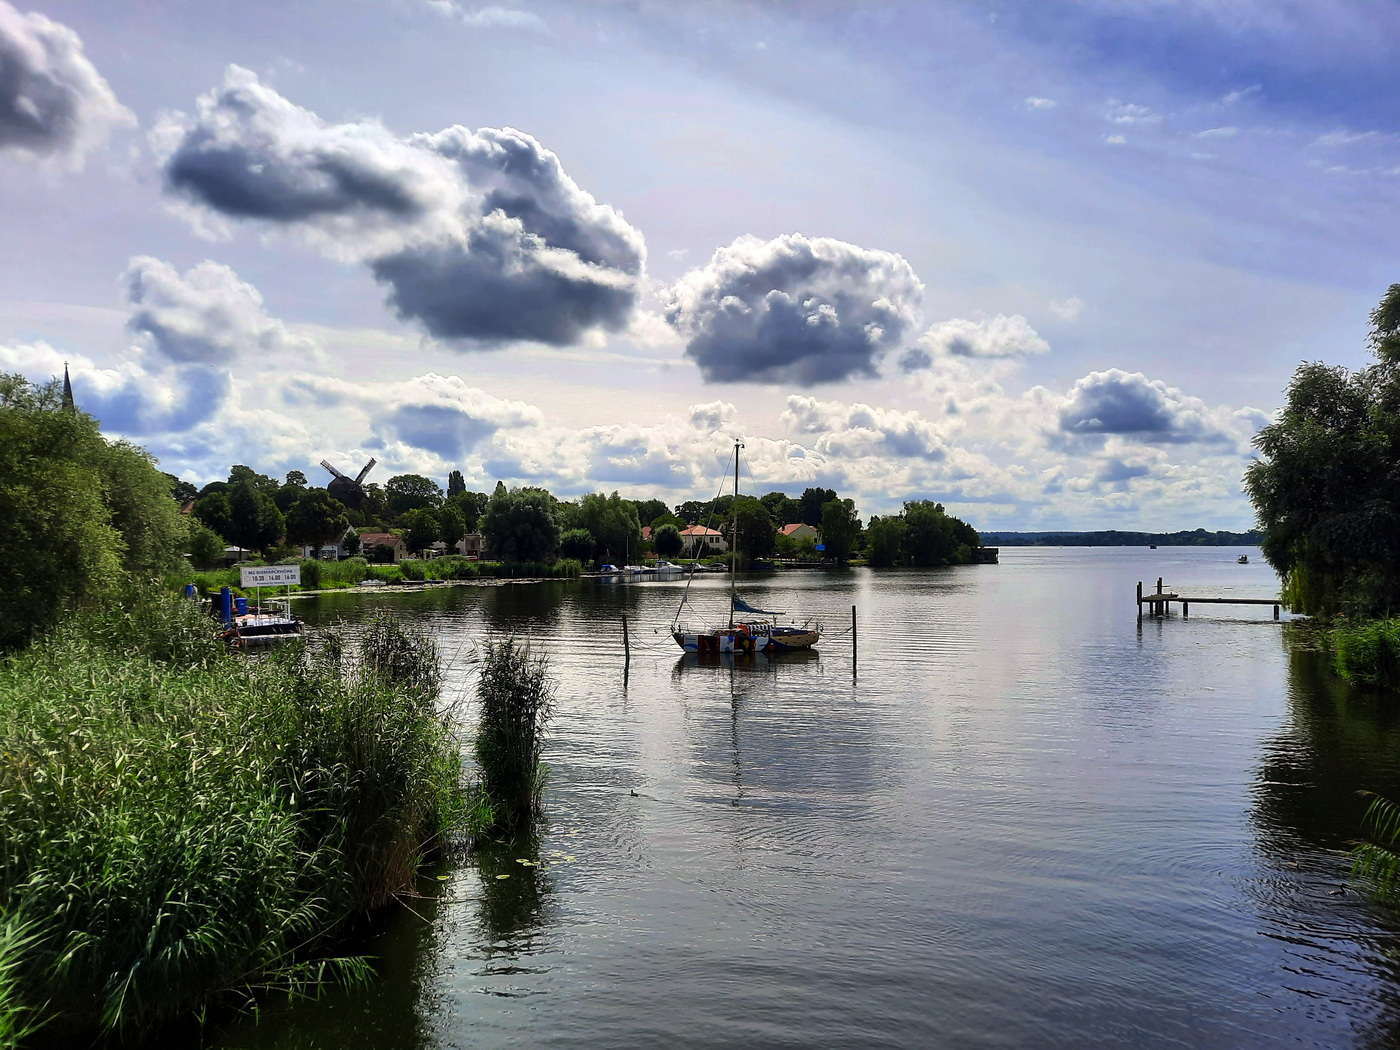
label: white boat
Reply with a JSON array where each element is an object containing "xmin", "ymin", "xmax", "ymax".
[{"xmin": 671, "ymin": 441, "xmax": 821, "ymax": 655}]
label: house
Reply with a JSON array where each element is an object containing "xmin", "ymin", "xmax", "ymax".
[
  {"xmin": 679, "ymin": 524, "xmax": 728, "ymax": 555},
  {"xmin": 359, "ymin": 532, "xmax": 408, "ymax": 563},
  {"xmin": 640, "ymin": 526, "xmax": 652, "ymax": 542},
  {"xmin": 454, "ymin": 532, "xmax": 485, "ymax": 558},
  {"xmin": 779, "ymin": 523, "xmax": 819, "ymax": 542}
]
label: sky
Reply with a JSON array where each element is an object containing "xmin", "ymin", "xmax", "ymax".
[{"xmin": 2, "ymin": 0, "xmax": 1398, "ymax": 531}]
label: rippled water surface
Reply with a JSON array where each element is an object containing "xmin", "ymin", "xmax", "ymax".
[{"xmin": 213, "ymin": 548, "xmax": 1400, "ymax": 1049}]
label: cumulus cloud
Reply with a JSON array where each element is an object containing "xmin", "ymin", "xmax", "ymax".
[
  {"xmin": 0, "ymin": 1, "xmax": 133, "ymax": 166},
  {"xmin": 425, "ymin": 2, "xmax": 546, "ymax": 29},
  {"xmin": 123, "ymin": 256, "xmax": 311, "ymax": 365},
  {"xmin": 0, "ymin": 340, "xmax": 229, "ymax": 434},
  {"xmin": 908, "ymin": 314, "xmax": 1050, "ymax": 366},
  {"xmin": 781, "ymin": 395, "xmax": 947, "ymax": 461},
  {"xmin": 688, "ymin": 400, "xmax": 737, "ymax": 431},
  {"xmin": 1024, "ymin": 96, "xmax": 1057, "ymax": 111},
  {"xmin": 1105, "ymin": 101, "xmax": 1161, "ymax": 125},
  {"xmin": 1056, "ymin": 369, "xmax": 1230, "ymax": 445},
  {"xmin": 154, "ymin": 67, "xmax": 645, "ymax": 347},
  {"xmin": 664, "ymin": 234, "xmax": 922, "ymax": 385}
]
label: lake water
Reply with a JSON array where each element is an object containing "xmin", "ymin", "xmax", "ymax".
[{"xmin": 210, "ymin": 548, "xmax": 1400, "ymax": 1049}]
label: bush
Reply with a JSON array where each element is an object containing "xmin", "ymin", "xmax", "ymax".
[{"xmin": 0, "ymin": 598, "xmax": 466, "ymax": 1038}]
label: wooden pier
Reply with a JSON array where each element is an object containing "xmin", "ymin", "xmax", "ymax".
[{"xmin": 1136, "ymin": 579, "xmax": 1281, "ymax": 620}]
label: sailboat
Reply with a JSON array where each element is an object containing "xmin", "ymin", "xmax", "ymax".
[{"xmin": 671, "ymin": 441, "xmax": 822, "ymax": 655}]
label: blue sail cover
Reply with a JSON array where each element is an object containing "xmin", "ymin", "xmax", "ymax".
[{"xmin": 733, "ymin": 596, "xmax": 783, "ymax": 616}]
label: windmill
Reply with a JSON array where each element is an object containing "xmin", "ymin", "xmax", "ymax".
[{"xmin": 320, "ymin": 457, "xmax": 377, "ymax": 509}]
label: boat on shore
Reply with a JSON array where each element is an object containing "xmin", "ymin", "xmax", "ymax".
[
  {"xmin": 216, "ymin": 590, "xmax": 303, "ymax": 649},
  {"xmin": 671, "ymin": 441, "xmax": 821, "ymax": 655}
]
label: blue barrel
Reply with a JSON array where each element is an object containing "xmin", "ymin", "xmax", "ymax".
[
  {"xmin": 183, "ymin": 583, "xmax": 196, "ymax": 600},
  {"xmin": 219, "ymin": 586, "xmax": 233, "ymax": 626},
  {"xmin": 234, "ymin": 597, "xmax": 248, "ymax": 616}
]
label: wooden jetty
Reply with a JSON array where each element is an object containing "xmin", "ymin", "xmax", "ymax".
[{"xmin": 1137, "ymin": 578, "xmax": 1281, "ymax": 620}]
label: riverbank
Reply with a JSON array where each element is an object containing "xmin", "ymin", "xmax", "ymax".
[{"xmin": 0, "ymin": 597, "xmax": 467, "ymax": 1041}]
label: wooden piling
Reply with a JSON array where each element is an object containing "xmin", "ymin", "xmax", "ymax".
[
  {"xmin": 852, "ymin": 604, "xmax": 858, "ymax": 678},
  {"xmin": 1137, "ymin": 581, "xmax": 1142, "ymax": 622},
  {"xmin": 622, "ymin": 615, "xmax": 631, "ymax": 666}
]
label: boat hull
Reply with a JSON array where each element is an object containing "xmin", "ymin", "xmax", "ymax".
[{"xmin": 672, "ymin": 623, "xmax": 819, "ymax": 654}]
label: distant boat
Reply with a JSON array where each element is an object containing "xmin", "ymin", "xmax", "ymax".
[
  {"xmin": 1149, "ymin": 544, "xmax": 1157, "ymax": 549},
  {"xmin": 1237, "ymin": 554, "xmax": 1249, "ymax": 564}
]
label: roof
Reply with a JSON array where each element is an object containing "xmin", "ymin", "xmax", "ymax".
[
  {"xmin": 679, "ymin": 525, "xmax": 723, "ymax": 536},
  {"xmin": 779, "ymin": 523, "xmax": 815, "ymax": 536},
  {"xmin": 359, "ymin": 532, "xmax": 404, "ymax": 546}
]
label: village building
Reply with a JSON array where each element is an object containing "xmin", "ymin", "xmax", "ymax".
[{"xmin": 679, "ymin": 524, "xmax": 728, "ymax": 555}]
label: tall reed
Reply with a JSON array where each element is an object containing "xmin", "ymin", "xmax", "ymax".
[
  {"xmin": 473, "ymin": 640, "xmax": 555, "ymax": 830},
  {"xmin": 0, "ymin": 597, "xmax": 465, "ymax": 1039}
]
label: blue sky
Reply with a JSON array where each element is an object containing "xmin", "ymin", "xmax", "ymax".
[{"xmin": 2, "ymin": 0, "xmax": 1396, "ymax": 530}]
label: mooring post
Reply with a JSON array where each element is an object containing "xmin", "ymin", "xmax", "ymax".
[
  {"xmin": 1183, "ymin": 601, "xmax": 1189, "ymax": 618},
  {"xmin": 852, "ymin": 604, "xmax": 858, "ymax": 678},
  {"xmin": 1136, "ymin": 581, "xmax": 1142, "ymax": 622},
  {"xmin": 1274, "ymin": 604, "xmax": 1280, "ymax": 621},
  {"xmin": 622, "ymin": 615, "xmax": 631, "ymax": 666}
]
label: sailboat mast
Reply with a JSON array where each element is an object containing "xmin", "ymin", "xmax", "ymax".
[{"xmin": 730, "ymin": 439, "xmax": 742, "ymax": 628}]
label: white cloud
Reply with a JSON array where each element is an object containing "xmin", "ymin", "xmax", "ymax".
[
  {"xmin": 1105, "ymin": 101, "xmax": 1162, "ymax": 125},
  {"xmin": 1048, "ymin": 296, "xmax": 1085, "ymax": 321},
  {"xmin": 1024, "ymin": 96, "xmax": 1057, "ymax": 111},
  {"xmin": 912, "ymin": 314, "xmax": 1050, "ymax": 362}
]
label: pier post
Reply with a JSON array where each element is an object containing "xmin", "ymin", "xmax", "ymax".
[
  {"xmin": 1274, "ymin": 604, "xmax": 1280, "ymax": 621},
  {"xmin": 1136, "ymin": 581, "xmax": 1142, "ymax": 622},
  {"xmin": 1183, "ymin": 601, "xmax": 1189, "ymax": 618},
  {"xmin": 622, "ymin": 615, "xmax": 631, "ymax": 667},
  {"xmin": 852, "ymin": 604, "xmax": 858, "ymax": 679}
]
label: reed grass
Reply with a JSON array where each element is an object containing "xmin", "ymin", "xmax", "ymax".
[
  {"xmin": 0, "ymin": 597, "xmax": 466, "ymax": 1039},
  {"xmin": 179, "ymin": 556, "xmax": 581, "ymax": 597},
  {"xmin": 473, "ymin": 640, "xmax": 555, "ymax": 831},
  {"xmin": 1353, "ymin": 793, "xmax": 1400, "ymax": 904},
  {"xmin": 1331, "ymin": 617, "xmax": 1400, "ymax": 687}
]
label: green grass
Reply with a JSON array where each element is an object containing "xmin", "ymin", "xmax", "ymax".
[
  {"xmin": 177, "ymin": 556, "xmax": 583, "ymax": 597},
  {"xmin": 473, "ymin": 639, "xmax": 555, "ymax": 832},
  {"xmin": 1331, "ymin": 617, "xmax": 1400, "ymax": 687},
  {"xmin": 0, "ymin": 597, "xmax": 467, "ymax": 1039}
]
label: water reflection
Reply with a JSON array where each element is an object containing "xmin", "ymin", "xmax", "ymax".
[{"xmin": 471, "ymin": 832, "xmax": 554, "ymax": 967}]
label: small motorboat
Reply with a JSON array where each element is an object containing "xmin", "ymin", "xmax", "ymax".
[{"xmin": 1237, "ymin": 554, "xmax": 1249, "ymax": 564}]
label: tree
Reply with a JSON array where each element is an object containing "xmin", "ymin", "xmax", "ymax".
[
  {"xmin": 164, "ymin": 472, "xmax": 198, "ymax": 504},
  {"xmin": 866, "ymin": 515, "xmax": 908, "ymax": 567},
  {"xmin": 904, "ymin": 501, "xmax": 979, "ymax": 567},
  {"xmin": 760, "ymin": 490, "xmax": 801, "ymax": 526},
  {"xmin": 285, "ymin": 489, "xmax": 351, "ymax": 555},
  {"xmin": 578, "ymin": 491, "xmax": 642, "ymax": 563},
  {"xmin": 285, "ymin": 469, "xmax": 308, "ymax": 487},
  {"xmin": 343, "ymin": 531, "xmax": 362, "ymax": 558},
  {"xmin": 1246, "ymin": 313, "xmax": 1400, "ymax": 616},
  {"xmin": 401, "ymin": 508, "xmax": 441, "ymax": 555},
  {"xmin": 439, "ymin": 502, "xmax": 466, "ymax": 552},
  {"xmin": 820, "ymin": 498, "xmax": 861, "ymax": 565},
  {"xmin": 228, "ymin": 464, "xmax": 278, "ymax": 494},
  {"xmin": 188, "ymin": 523, "xmax": 226, "ymax": 568},
  {"xmin": 730, "ymin": 497, "xmax": 775, "ymax": 561},
  {"xmin": 632, "ymin": 498, "xmax": 669, "ymax": 524},
  {"xmin": 448, "ymin": 489, "xmax": 490, "ymax": 531},
  {"xmin": 193, "ymin": 489, "xmax": 234, "ymax": 541},
  {"xmin": 481, "ymin": 487, "xmax": 560, "ymax": 562},
  {"xmin": 385, "ymin": 474, "xmax": 444, "ymax": 516},
  {"xmin": 227, "ymin": 479, "xmax": 284, "ymax": 555},
  {"xmin": 800, "ymin": 487, "xmax": 838, "ymax": 527},
  {"xmin": 0, "ymin": 374, "xmax": 188, "ymax": 648},
  {"xmin": 653, "ymin": 523, "xmax": 682, "ymax": 559},
  {"xmin": 447, "ymin": 469, "xmax": 466, "ymax": 497},
  {"xmin": 559, "ymin": 527, "xmax": 596, "ymax": 562}
]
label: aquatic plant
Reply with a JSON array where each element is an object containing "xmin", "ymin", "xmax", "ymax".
[
  {"xmin": 473, "ymin": 639, "xmax": 556, "ymax": 831},
  {"xmin": 0, "ymin": 597, "xmax": 466, "ymax": 1038},
  {"xmin": 1331, "ymin": 617, "xmax": 1400, "ymax": 687},
  {"xmin": 1352, "ymin": 793, "xmax": 1400, "ymax": 904}
]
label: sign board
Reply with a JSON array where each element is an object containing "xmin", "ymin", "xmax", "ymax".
[
  {"xmin": 814, "ymin": 544, "xmax": 826, "ymax": 552},
  {"xmin": 240, "ymin": 565, "xmax": 301, "ymax": 588}
]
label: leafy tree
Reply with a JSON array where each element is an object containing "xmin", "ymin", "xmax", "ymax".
[
  {"xmin": 800, "ymin": 487, "xmax": 839, "ymax": 527},
  {"xmin": 730, "ymin": 497, "xmax": 775, "ymax": 560},
  {"xmin": 675, "ymin": 499, "xmax": 711, "ymax": 524},
  {"xmin": 653, "ymin": 523, "xmax": 682, "ymax": 559},
  {"xmin": 559, "ymin": 527, "xmax": 596, "ymax": 562},
  {"xmin": 401, "ymin": 508, "xmax": 441, "ymax": 554},
  {"xmin": 820, "ymin": 498, "xmax": 861, "ymax": 565},
  {"xmin": 650, "ymin": 510, "xmax": 684, "ymax": 530},
  {"xmin": 227, "ymin": 479, "xmax": 284, "ymax": 555},
  {"xmin": 578, "ymin": 491, "xmax": 642, "ymax": 563},
  {"xmin": 164, "ymin": 472, "xmax": 198, "ymax": 504},
  {"xmin": 188, "ymin": 522, "xmax": 226, "ymax": 568},
  {"xmin": 385, "ymin": 474, "xmax": 444, "ymax": 516},
  {"xmin": 632, "ymin": 498, "xmax": 669, "ymax": 524},
  {"xmin": 447, "ymin": 469, "xmax": 466, "ymax": 497},
  {"xmin": 904, "ymin": 501, "xmax": 979, "ymax": 567},
  {"xmin": 481, "ymin": 487, "xmax": 560, "ymax": 562},
  {"xmin": 866, "ymin": 515, "xmax": 908, "ymax": 567},
  {"xmin": 285, "ymin": 489, "xmax": 351, "ymax": 555},
  {"xmin": 760, "ymin": 490, "xmax": 801, "ymax": 526},
  {"xmin": 1243, "ymin": 285, "xmax": 1400, "ymax": 616},
  {"xmin": 439, "ymin": 502, "xmax": 466, "ymax": 552},
  {"xmin": 193, "ymin": 489, "xmax": 234, "ymax": 540},
  {"xmin": 342, "ymin": 531, "xmax": 362, "ymax": 558},
  {"xmin": 285, "ymin": 469, "xmax": 308, "ymax": 487},
  {"xmin": 228, "ymin": 464, "xmax": 278, "ymax": 494},
  {"xmin": 0, "ymin": 374, "xmax": 188, "ymax": 648},
  {"xmin": 448, "ymin": 489, "xmax": 490, "ymax": 531}
]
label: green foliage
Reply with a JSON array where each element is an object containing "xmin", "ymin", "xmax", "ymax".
[
  {"xmin": 730, "ymin": 497, "xmax": 775, "ymax": 560},
  {"xmin": 800, "ymin": 487, "xmax": 838, "ymax": 527},
  {"xmin": 1245, "ymin": 291, "xmax": 1400, "ymax": 617},
  {"xmin": 904, "ymin": 500, "xmax": 980, "ymax": 567},
  {"xmin": 187, "ymin": 522, "xmax": 226, "ymax": 568},
  {"xmin": 385, "ymin": 474, "xmax": 444, "ymax": 516},
  {"xmin": 865, "ymin": 515, "xmax": 908, "ymax": 567},
  {"xmin": 285, "ymin": 489, "xmax": 350, "ymax": 553},
  {"xmin": 193, "ymin": 489, "xmax": 234, "ymax": 540},
  {"xmin": 0, "ymin": 374, "xmax": 188, "ymax": 649},
  {"xmin": 482, "ymin": 487, "xmax": 560, "ymax": 563},
  {"xmin": 227, "ymin": 479, "xmax": 284, "ymax": 555},
  {"xmin": 401, "ymin": 508, "xmax": 441, "ymax": 554},
  {"xmin": 1331, "ymin": 618, "xmax": 1400, "ymax": 687},
  {"xmin": 473, "ymin": 640, "xmax": 555, "ymax": 830},
  {"xmin": 578, "ymin": 491, "xmax": 642, "ymax": 563},
  {"xmin": 1352, "ymin": 793, "xmax": 1400, "ymax": 905},
  {"xmin": 653, "ymin": 523, "xmax": 682, "ymax": 559},
  {"xmin": 0, "ymin": 600, "xmax": 465, "ymax": 1037},
  {"xmin": 819, "ymin": 498, "xmax": 861, "ymax": 564},
  {"xmin": 447, "ymin": 469, "xmax": 466, "ymax": 498},
  {"xmin": 438, "ymin": 502, "xmax": 466, "ymax": 550},
  {"xmin": 559, "ymin": 527, "xmax": 595, "ymax": 562},
  {"xmin": 760, "ymin": 490, "xmax": 801, "ymax": 526}
]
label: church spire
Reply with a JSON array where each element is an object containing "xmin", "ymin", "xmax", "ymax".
[{"xmin": 61, "ymin": 363, "xmax": 75, "ymax": 411}]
